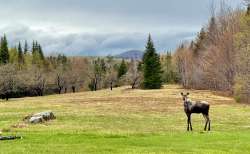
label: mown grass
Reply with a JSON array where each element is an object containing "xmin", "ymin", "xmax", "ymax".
[{"xmin": 0, "ymin": 85, "xmax": 249, "ymax": 154}]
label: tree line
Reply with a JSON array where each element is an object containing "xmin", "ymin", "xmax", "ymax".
[{"xmin": 0, "ymin": 34, "xmax": 179, "ymax": 100}]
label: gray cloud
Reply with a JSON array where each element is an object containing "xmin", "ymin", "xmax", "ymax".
[{"xmin": 0, "ymin": 0, "xmax": 243, "ymax": 56}]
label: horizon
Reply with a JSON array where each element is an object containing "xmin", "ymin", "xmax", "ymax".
[{"xmin": 0, "ymin": 0, "xmax": 243, "ymax": 56}]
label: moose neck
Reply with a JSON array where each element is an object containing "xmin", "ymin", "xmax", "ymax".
[{"xmin": 184, "ymin": 100, "xmax": 192, "ymax": 112}]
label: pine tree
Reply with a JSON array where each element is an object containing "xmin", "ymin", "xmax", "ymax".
[
  {"xmin": 247, "ymin": 4, "xmax": 250, "ymax": 15},
  {"xmin": 207, "ymin": 16, "xmax": 217, "ymax": 45},
  {"xmin": 189, "ymin": 41, "xmax": 195, "ymax": 50},
  {"xmin": 32, "ymin": 40, "xmax": 36, "ymax": 54},
  {"xmin": 193, "ymin": 28, "xmax": 207, "ymax": 56},
  {"xmin": 118, "ymin": 59, "xmax": 127, "ymax": 78},
  {"xmin": 24, "ymin": 40, "xmax": 28, "ymax": 54},
  {"xmin": 142, "ymin": 34, "xmax": 162, "ymax": 89},
  {"xmin": 163, "ymin": 52, "xmax": 173, "ymax": 83},
  {"xmin": 0, "ymin": 34, "xmax": 9, "ymax": 64},
  {"xmin": 38, "ymin": 44, "xmax": 44, "ymax": 60},
  {"xmin": 35, "ymin": 41, "xmax": 38, "ymax": 50},
  {"xmin": 18, "ymin": 42, "xmax": 24, "ymax": 64}
]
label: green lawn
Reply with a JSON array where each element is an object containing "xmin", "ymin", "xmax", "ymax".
[{"xmin": 0, "ymin": 85, "xmax": 249, "ymax": 154}]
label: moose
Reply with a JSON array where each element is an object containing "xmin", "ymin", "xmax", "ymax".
[{"xmin": 181, "ymin": 92, "xmax": 211, "ymax": 131}]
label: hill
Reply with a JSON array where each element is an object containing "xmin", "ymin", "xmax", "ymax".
[
  {"xmin": 0, "ymin": 85, "xmax": 249, "ymax": 153},
  {"xmin": 116, "ymin": 50, "xmax": 144, "ymax": 60}
]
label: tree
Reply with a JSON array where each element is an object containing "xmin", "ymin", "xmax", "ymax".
[
  {"xmin": 26, "ymin": 67, "xmax": 47, "ymax": 96},
  {"xmin": 104, "ymin": 56, "xmax": 118, "ymax": 91},
  {"xmin": 117, "ymin": 59, "xmax": 127, "ymax": 78},
  {"xmin": 162, "ymin": 52, "xmax": 178, "ymax": 83},
  {"xmin": 66, "ymin": 57, "xmax": 87, "ymax": 93},
  {"xmin": 32, "ymin": 40, "xmax": 36, "ymax": 55},
  {"xmin": 126, "ymin": 59, "xmax": 143, "ymax": 89},
  {"xmin": 0, "ymin": 64, "xmax": 20, "ymax": 100},
  {"xmin": 38, "ymin": 44, "xmax": 45, "ymax": 60},
  {"xmin": 88, "ymin": 58, "xmax": 106, "ymax": 91},
  {"xmin": 193, "ymin": 28, "xmax": 207, "ymax": 56},
  {"xmin": 0, "ymin": 35, "xmax": 9, "ymax": 64},
  {"xmin": 18, "ymin": 42, "xmax": 24, "ymax": 65},
  {"xmin": 31, "ymin": 41, "xmax": 45, "ymax": 67},
  {"xmin": 174, "ymin": 45, "xmax": 193, "ymax": 88},
  {"xmin": 142, "ymin": 35, "xmax": 162, "ymax": 89},
  {"xmin": 9, "ymin": 47, "xmax": 18, "ymax": 64},
  {"xmin": 207, "ymin": 16, "xmax": 218, "ymax": 45},
  {"xmin": 24, "ymin": 40, "xmax": 28, "ymax": 54},
  {"xmin": 248, "ymin": 4, "xmax": 250, "ymax": 15},
  {"xmin": 55, "ymin": 68, "xmax": 66, "ymax": 94}
]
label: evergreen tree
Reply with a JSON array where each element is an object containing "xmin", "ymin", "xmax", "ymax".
[
  {"xmin": 31, "ymin": 41, "xmax": 45, "ymax": 66},
  {"xmin": 32, "ymin": 40, "xmax": 36, "ymax": 54},
  {"xmin": 118, "ymin": 59, "xmax": 127, "ymax": 78},
  {"xmin": 247, "ymin": 4, "xmax": 250, "ymax": 15},
  {"xmin": 57, "ymin": 54, "xmax": 67, "ymax": 65},
  {"xmin": 38, "ymin": 44, "xmax": 44, "ymax": 60},
  {"xmin": 193, "ymin": 28, "xmax": 207, "ymax": 56},
  {"xmin": 142, "ymin": 35, "xmax": 162, "ymax": 89},
  {"xmin": 24, "ymin": 40, "xmax": 28, "ymax": 54},
  {"xmin": 18, "ymin": 42, "xmax": 24, "ymax": 64},
  {"xmin": 0, "ymin": 34, "xmax": 9, "ymax": 64},
  {"xmin": 189, "ymin": 41, "xmax": 195, "ymax": 50},
  {"xmin": 35, "ymin": 41, "xmax": 38, "ymax": 50},
  {"xmin": 163, "ymin": 52, "xmax": 172, "ymax": 82},
  {"xmin": 207, "ymin": 16, "xmax": 217, "ymax": 45}
]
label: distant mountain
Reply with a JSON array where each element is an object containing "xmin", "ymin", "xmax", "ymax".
[{"xmin": 116, "ymin": 50, "xmax": 144, "ymax": 60}]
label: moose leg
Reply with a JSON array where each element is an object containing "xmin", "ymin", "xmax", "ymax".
[
  {"xmin": 187, "ymin": 117, "xmax": 190, "ymax": 131},
  {"xmin": 207, "ymin": 115, "xmax": 211, "ymax": 131},
  {"xmin": 189, "ymin": 116, "xmax": 193, "ymax": 131},
  {"xmin": 203, "ymin": 114, "xmax": 208, "ymax": 131}
]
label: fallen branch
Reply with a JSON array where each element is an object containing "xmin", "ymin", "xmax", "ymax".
[{"xmin": 0, "ymin": 136, "xmax": 22, "ymax": 140}]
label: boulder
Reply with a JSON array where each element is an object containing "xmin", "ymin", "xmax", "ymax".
[
  {"xmin": 25, "ymin": 111, "xmax": 56, "ymax": 124},
  {"xmin": 32, "ymin": 111, "xmax": 56, "ymax": 121},
  {"xmin": 29, "ymin": 116, "xmax": 44, "ymax": 124}
]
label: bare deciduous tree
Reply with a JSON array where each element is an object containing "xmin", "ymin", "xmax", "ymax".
[{"xmin": 126, "ymin": 59, "xmax": 143, "ymax": 89}]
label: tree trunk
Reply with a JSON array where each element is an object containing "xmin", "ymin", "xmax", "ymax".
[
  {"xmin": 110, "ymin": 81, "xmax": 113, "ymax": 91},
  {"xmin": 94, "ymin": 78, "xmax": 97, "ymax": 91},
  {"xmin": 72, "ymin": 86, "xmax": 76, "ymax": 93}
]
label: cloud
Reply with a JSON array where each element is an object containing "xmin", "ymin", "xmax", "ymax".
[
  {"xmin": 0, "ymin": 0, "xmax": 243, "ymax": 56},
  {"xmin": 0, "ymin": 23, "xmax": 206, "ymax": 56}
]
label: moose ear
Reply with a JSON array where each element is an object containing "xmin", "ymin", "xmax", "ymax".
[
  {"xmin": 180, "ymin": 92, "xmax": 183, "ymax": 96},
  {"xmin": 187, "ymin": 92, "xmax": 190, "ymax": 95}
]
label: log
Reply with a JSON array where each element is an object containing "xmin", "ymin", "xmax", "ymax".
[{"xmin": 0, "ymin": 136, "xmax": 22, "ymax": 140}]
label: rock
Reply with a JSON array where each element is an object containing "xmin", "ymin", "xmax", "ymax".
[
  {"xmin": 32, "ymin": 111, "xmax": 56, "ymax": 121},
  {"xmin": 25, "ymin": 111, "xmax": 56, "ymax": 124},
  {"xmin": 29, "ymin": 116, "xmax": 44, "ymax": 124}
]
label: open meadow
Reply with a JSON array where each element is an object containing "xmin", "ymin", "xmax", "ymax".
[{"xmin": 0, "ymin": 85, "xmax": 250, "ymax": 154}]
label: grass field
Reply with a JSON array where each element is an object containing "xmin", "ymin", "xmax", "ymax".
[{"xmin": 0, "ymin": 85, "xmax": 250, "ymax": 154}]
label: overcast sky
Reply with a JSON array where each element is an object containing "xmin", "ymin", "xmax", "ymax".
[{"xmin": 0, "ymin": 0, "xmax": 243, "ymax": 56}]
